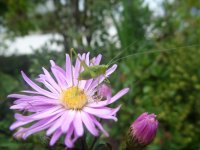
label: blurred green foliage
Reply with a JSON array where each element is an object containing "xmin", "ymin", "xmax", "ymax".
[{"xmin": 0, "ymin": 0, "xmax": 200, "ymax": 149}]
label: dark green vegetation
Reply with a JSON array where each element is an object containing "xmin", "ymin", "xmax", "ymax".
[{"xmin": 0, "ymin": 0, "xmax": 200, "ymax": 149}]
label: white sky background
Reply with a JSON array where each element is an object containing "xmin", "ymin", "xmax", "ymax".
[
  {"xmin": 144, "ymin": 0, "xmax": 164, "ymax": 16},
  {"xmin": 3, "ymin": 34, "xmax": 63, "ymax": 55},
  {"xmin": 1, "ymin": 0, "xmax": 163, "ymax": 56}
]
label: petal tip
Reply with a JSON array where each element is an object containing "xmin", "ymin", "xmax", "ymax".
[
  {"xmin": 21, "ymin": 70, "xmax": 25, "ymax": 75},
  {"xmin": 7, "ymin": 94, "xmax": 13, "ymax": 98},
  {"xmin": 9, "ymin": 124, "xmax": 15, "ymax": 131},
  {"xmin": 124, "ymin": 88, "xmax": 130, "ymax": 93},
  {"xmin": 50, "ymin": 60, "xmax": 55, "ymax": 66}
]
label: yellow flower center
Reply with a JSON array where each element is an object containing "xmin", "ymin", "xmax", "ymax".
[{"xmin": 61, "ymin": 86, "xmax": 87, "ymax": 109}]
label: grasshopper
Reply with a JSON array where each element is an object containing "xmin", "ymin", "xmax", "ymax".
[
  {"xmin": 70, "ymin": 48, "xmax": 110, "ymax": 83},
  {"xmin": 70, "ymin": 41, "xmax": 142, "ymax": 82}
]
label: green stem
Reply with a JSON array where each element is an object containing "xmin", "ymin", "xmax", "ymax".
[
  {"xmin": 81, "ymin": 136, "xmax": 86, "ymax": 150},
  {"xmin": 89, "ymin": 119, "xmax": 102, "ymax": 150},
  {"xmin": 89, "ymin": 136, "xmax": 99, "ymax": 150}
]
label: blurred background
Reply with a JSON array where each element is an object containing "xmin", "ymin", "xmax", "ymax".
[{"xmin": 0, "ymin": 0, "xmax": 200, "ymax": 149}]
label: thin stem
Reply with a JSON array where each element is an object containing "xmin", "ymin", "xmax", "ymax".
[
  {"xmin": 81, "ymin": 134, "xmax": 87, "ymax": 150},
  {"xmin": 89, "ymin": 136, "xmax": 99, "ymax": 150},
  {"xmin": 89, "ymin": 119, "xmax": 102, "ymax": 150},
  {"xmin": 81, "ymin": 136, "xmax": 86, "ymax": 150}
]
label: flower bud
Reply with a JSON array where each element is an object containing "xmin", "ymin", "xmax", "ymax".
[
  {"xmin": 98, "ymin": 84, "xmax": 112, "ymax": 101},
  {"xmin": 126, "ymin": 112, "xmax": 158, "ymax": 150}
]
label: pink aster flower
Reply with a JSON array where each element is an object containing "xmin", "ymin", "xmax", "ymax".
[
  {"xmin": 8, "ymin": 52, "xmax": 129, "ymax": 148},
  {"xmin": 126, "ymin": 112, "xmax": 158, "ymax": 149}
]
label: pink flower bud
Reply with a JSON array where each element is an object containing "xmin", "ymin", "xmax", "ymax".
[
  {"xmin": 98, "ymin": 84, "xmax": 112, "ymax": 101},
  {"xmin": 126, "ymin": 112, "xmax": 158, "ymax": 149}
]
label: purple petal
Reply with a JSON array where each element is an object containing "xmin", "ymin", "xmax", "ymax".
[
  {"xmin": 50, "ymin": 129, "xmax": 62, "ymax": 146},
  {"xmin": 61, "ymin": 110, "xmax": 76, "ymax": 133},
  {"xmin": 8, "ymin": 94, "xmax": 28, "ymax": 99},
  {"xmin": 19, "ymin": 95, "xmax": 58, "ymax": 104},
  {"xmin": 31, "ymin": 106, "xmax": 64, "ymax": 120},
  {"xmin": 27, "ymin": 105, "xmax": 56, "ymax": 112},
  {"xmin": 73, "ymin": 112, "xmax": 84, "ymax": 137},
  {"xmin": 14, "ymin": 113, "xmax": 29, "ymax": 121},
  {"xmin": 95, "ymin": 115, "xmax": 118, "ymax": 121},
  {"xmin": 85, "ymin": 52, "xmax": 90, "ymax": 66},
  {"xmin": 83, "ymin": 107, "xmax": 116, "ymax": 116},
  {"xmin": 51, "ymin": 66, "xmax": 68, "ymax": 89},
  {"xmin": 81, "ymin": 112, "xmax": 98, "ymax": 136},
  {"xmin": 22, "ymin": 113, "xmax": 61, "ymax": 139},
  {"xmin": 21, "ymin": 71, "xmax": 58, "ymax": 99},
  {"xmin": 42, "ymin": 67, "xmax": 61, "ymax": 92},
  {"xmin": 46, "ymin": 111, "xmax": 68, "ymax": 136},
  {"xmin": 21, "ymin": 90, "xmax": 40, "ymax": 94},
  {"xmin": 87, "ymin": 88, "xmax": 129, "ymax": 107},
  {"xmin": 10, "ymin": 120, "xmax": 33, "ymax": 130},
  {"xmin": 50, "ymin": 60, "xmax": 66, "ymax": 75},
  {"xmin": 77, "ymin": 54, "xmax": 87, "ymax": 88},
  {"xmin": 90, "ymin": 115, "xmax": 109, "ymax": 137},
  {"xmin": 84, "ymin": 106, "xmax": 121, "ymax": 121},
  {"xmin": 94, "ymin": 54, "xmax": 102, "ymax": 65},
  {"xmin": 38, "ymin": 79, "xmax": 59, "ymax": 95},
  {"xmin": 64, "ymin": 125, "xmax": 74, "ymax": 148}
]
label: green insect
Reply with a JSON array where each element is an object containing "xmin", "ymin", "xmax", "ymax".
[
  {"xmin": 78, "ymin": 65, "xmax": 108, "ymax": 80},
  {"xmin": 70, "ymin": 48, "xmax": 110, "ymax": 82}
]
